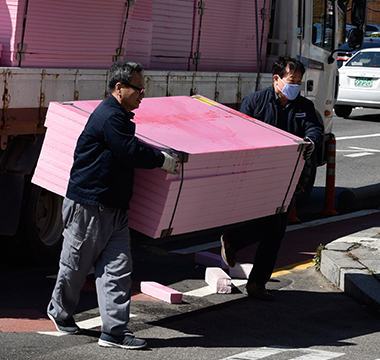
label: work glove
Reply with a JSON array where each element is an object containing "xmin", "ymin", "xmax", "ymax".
[
  {"xmin": 303, "ymin": 137, "xmax": 315, "ymax": 161},
  {"xmin": 161, "ymin": 150, "xmax": 179, "ymax": 174}
]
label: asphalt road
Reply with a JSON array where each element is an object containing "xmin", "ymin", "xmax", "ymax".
[
  {"xmin": 315, "ymin": 107, "xmax": 380, "ymax": 190},
  {"xmin": 1, "ymin": 108, "xmax": 380, "ymax": 359},
  {"xmin": 299, "ymin": 107, "xmax": 380, "ymax": 220},
  {"xmin": 1, "ymin": 209, "xmax": 380, "ymax": 360}
]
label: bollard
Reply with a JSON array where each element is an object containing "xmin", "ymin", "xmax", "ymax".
[
  {"xmin": 288, "ymin": 200, "xmax": 301, "ymax": 224},
  {"xmin": 321, "ymin": 135, "xmax": 338, "ymax": 215}
]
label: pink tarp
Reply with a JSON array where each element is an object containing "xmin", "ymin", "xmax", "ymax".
[{"xmin": 32, "ymin": 95, "xmax": 305, "ymax": 238}]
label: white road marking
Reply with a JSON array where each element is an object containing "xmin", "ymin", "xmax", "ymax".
[
  {"xmin": 220, "ymin": 347, "xmax": 345, "ymax": 360},
  {"xmin": 184, "ymin": 285, "xmax": 215, "ymax": 297},
  {"xmin": 231, "ymin": 279, "xmax": 247, "ymax": 287},
  {"xmin": 336, "ymin": 133, "xmax": 380, "ymax": 141},
  {"xmin": 344, "ymin": 152, "xmax": 373, "ymax": 157},
  {"xmin": 38, "ymin": 314, "xmax": 136, "ymax": 336},
  {"xmin": 336, "ymin": 146, "xmax": 380, "ymax": 158},
  {"xmin": 76, "ymin": 315, "xmax": 103, "ymax": 329},
  {"xmin": 183, "ymin": 280, "xmax": 247, "ymax": 297},
  {"xmin": 349, "ymin": 146, "xmax": 380, "ymax": 153}
]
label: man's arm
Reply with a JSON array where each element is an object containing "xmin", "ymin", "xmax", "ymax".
[
  {"xmin": 303, "ymin": 102, "xmax": 324, "ymax": 149},
  {"xmin": 239, "ymin": 93, "xmax": 255, "ymax": 117},
  {"xmin": 103, "ymin": 114, "xmax": 165, "ymax": 169}
]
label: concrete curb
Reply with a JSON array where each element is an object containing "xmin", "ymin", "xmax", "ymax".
[{"xmin": 320, "ymin": 227, "xmax": 380, "ymax": 309}]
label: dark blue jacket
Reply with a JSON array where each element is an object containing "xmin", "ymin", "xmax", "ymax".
[
  {"xmin": 66, "ymin": 95, "xmax": 164, "ymax": 209},
  {"xmin": 240, "ymin": 86, "xmax": 324, "ymax": 148}
]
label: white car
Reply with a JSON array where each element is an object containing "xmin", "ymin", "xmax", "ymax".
[{"xmin": 334, "ymin": 47, "xmax": 380, "ymax": 118}]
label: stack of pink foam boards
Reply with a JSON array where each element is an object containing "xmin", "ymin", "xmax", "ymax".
[{"xmin": 32, "ymin": 95, "xmax": 305, "ymax": 239}]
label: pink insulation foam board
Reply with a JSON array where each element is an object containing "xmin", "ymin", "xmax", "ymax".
[
  {"xmin": 140, "ymin": 281, "xmax": 182, "ymax": 304},
  {"xmin": 194, "ymin": 251, "xmax": 228, "ymax": 270},
  {"xmin": 32, "ymin": 95, "xmax": 306, "ymax": 238},
  {"xmin": 205, "ymin": 267, "xmax": 231, "ymax": 294}
]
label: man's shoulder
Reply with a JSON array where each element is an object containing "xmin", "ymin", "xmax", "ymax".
[
  {"xmin": 296, "ymin": 95, "xmax": 315, "ymax": 109},
  {"xmin": 243, "ymin": 86, "xmax": 273, "ymax": 102},
  {"xmin": 95, "ymin": 95, "xmax": 117, "ymax": 112},
  {"xmin": 93, "ymin": 96, "xmax": 129, "ymax": 120}
]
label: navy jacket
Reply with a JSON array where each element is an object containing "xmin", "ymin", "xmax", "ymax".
[
  {"xmin": 66, "ymin": 95, "xmax": 164, "ymax": 209},
  {"xmin": 239, "ymin": 86, "xmax": 324, "ymax": 148}
]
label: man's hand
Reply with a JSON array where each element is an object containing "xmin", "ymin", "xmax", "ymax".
[
  {"xmin": 161, "ymin": 151, "xmax": 179, "ymax": 174},
  {"xmin": 303, "ymin": 137, "xmax": 315, "ymax": 161}
]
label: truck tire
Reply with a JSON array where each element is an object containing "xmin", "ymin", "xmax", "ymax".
[
  {"xmin": 334, "ymin": 105, "xmax": 352, "ymax": 118},
  {"xmin": 24, "ymin": 185, "xmax": 64, "ymax": 264}
]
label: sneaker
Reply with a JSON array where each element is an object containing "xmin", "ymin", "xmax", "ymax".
[
  {"xmin": 246, "ymin": 283, "xmax": 274, "ymax": 301},
  {"xmin": 98, "ymin": 332, "xmax": 147, "ymax": 350},
  {"xmin": 220, "ymin": 232, "xmax": 236, "ymax": 268},
  {"xmin": 47, "ymin": 313, "xmax": 80, "ymax": 334}
]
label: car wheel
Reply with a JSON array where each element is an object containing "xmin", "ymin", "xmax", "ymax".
[
  {"xmin": 20, "ymin": 184, "xmax": 64, "ymax": 265},
  {"xmin": 334, "ymin": 105, "xmax": 352, "ymax": 118}
]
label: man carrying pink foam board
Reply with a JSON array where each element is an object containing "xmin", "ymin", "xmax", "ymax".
[
  {"xmin": 47, "ymin": 61, "xmax": 178, "ymax": 350},
  {"xmin": 221, "ymin": 56, "xmax": 323, "ymax": 301}
]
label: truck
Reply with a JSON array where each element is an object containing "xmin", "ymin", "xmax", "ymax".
[{"xmin": 0, "ymin": 0, "xmax": 366, "ymax": 263}]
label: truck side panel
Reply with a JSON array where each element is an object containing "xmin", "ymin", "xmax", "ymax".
[{"xmin": 1, "ymin": 0, "xmax": 269, "ymax": 72}]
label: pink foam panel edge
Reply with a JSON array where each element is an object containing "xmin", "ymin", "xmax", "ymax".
[{"xmin": 140, "ymin": 281, "xmax": 182, "ymax": 304}]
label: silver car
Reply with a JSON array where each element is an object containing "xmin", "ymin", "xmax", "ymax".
[{"xmin": 334, "ymin": 47, "xmax": 380, "ymax": 118}]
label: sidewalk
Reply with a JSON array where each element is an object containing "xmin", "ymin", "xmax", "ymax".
[{"xmin": 320, "ymin": 223, "xmax": 380, "ymax": 309}]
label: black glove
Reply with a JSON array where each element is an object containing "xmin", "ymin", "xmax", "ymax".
[{"xmin": 303, "ymin": 137, "xmax": 315, "ymax": 161}]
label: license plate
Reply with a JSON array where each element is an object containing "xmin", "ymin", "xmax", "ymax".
[{"xmin": 355, "ymin": 78, "xmax": 373, "ymax": 87}]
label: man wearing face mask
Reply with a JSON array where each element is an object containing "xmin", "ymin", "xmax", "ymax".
[{"xmin": 220, "ymin": 56, "xmax": 323, "ymax": 301}]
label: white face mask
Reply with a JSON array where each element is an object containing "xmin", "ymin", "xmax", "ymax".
[{"xmin": 276, "ymin": 76, "xmax": 302, "ymax": 100}]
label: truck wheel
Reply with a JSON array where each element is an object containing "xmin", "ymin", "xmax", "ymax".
[
  {"xmin": 24, "ymin": 185, "xmax": 64, "ymax": 264},
  {"xmin": 334, "ymin": 105, "xmax": 352, "ymax": 118}
]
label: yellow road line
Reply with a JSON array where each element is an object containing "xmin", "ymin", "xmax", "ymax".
[{"xmin": 272, "ymin": 260, "xmax": 314, "ymax": 278}]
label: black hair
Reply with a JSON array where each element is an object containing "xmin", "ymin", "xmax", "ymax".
[
  {"xmin": 271, "ymin": 56, "xmax": 305, "ymax": 78},
  {"xmin": 108, "ymin": 61, "xmax": 144, "ymax": 92}
]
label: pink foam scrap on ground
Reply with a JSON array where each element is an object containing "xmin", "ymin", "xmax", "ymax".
[
  {"xmin": 205, "ymin": 267, "xmax": 232, "ymax": 294},
  {"xmin": 195, "ymin": 251, "xmax": 228, "ymax": 270},
  {"xmin": 140, "ymin": 281, "xmax": 182, "ymax": 304}
]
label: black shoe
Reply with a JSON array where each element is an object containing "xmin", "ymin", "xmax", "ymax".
[
  {"xmin": 220, "ymin": 232, "xmax": 236, "ymax": 268},
  {"xmin": 47, "ymin": 313, "xmax": 80, "ymax": 334},
  {"xmin": 246, "ymin": 283, "xmax": 274, "ymax": 301},
  {"xmin": 98, "ymin": 332, "xmax": 147, "ymax": 350}
]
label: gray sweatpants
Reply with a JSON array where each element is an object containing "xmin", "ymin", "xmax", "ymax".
[{"xmin": 47, "ymin": 197, "xmax": 133, "ymax": 335}]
